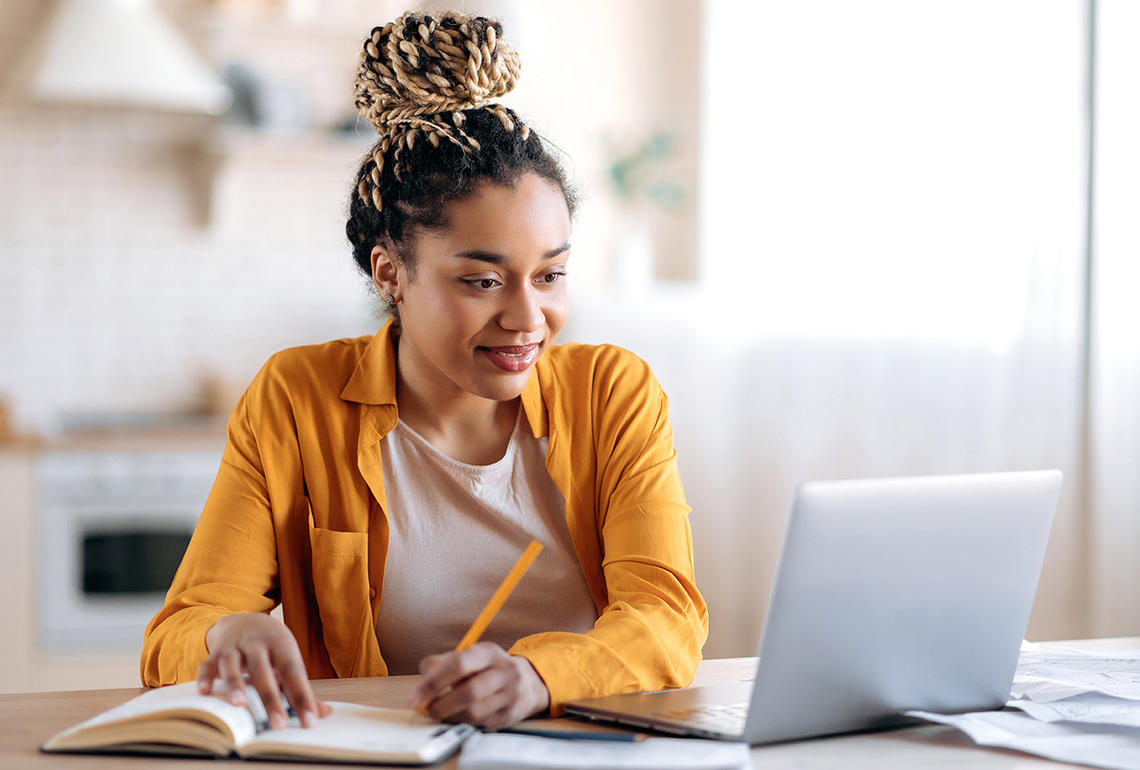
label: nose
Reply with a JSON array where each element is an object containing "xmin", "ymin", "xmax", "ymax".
[{"xmin": 498, "ymin": 283, "xmax": 545, "ymax": 333}]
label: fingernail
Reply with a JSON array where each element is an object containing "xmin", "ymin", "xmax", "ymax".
[
  {"xmin": 270, "ymin": 712, "xmax": 287, "ymax": 730},
  {"xmin": 229, "ymin": 690, "xmax": 245, "ymax": 706},
  {"xmin": 300, "ymin": 709, "xmax": 315, "ymax": 728}
]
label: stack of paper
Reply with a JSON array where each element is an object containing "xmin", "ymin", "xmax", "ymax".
[{"xmin": 908, "ymin": 642, "xmax": 1140, "ymax": 770}]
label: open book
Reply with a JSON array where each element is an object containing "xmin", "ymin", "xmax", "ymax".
[{"xmin": 41, "ymin": 680, "xmax": 474, "ymax": 765}]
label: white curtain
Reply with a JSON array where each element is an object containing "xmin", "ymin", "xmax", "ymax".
[
  {"xmin": 1088, "ymin": 0, "xmax": 1140, "ymax": 637},
  {"xmin": 568, "ymin": 0, "xmax": 1115, "ymax": 656}
]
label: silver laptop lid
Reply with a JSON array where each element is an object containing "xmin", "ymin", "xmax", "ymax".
[{"xmin": 743, "ymin": 470, "xmax": 1061, "ymax": 743}]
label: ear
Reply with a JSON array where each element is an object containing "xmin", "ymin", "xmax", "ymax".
[{"xmin": 370, "ymin": 242, "xmax": 401, "ymax": 301}]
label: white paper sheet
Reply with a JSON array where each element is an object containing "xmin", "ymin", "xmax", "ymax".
[
  {"xmin": 457, "ymin": 732, "xmax": 751, "ymax": 770},
  {"xmin": 1015, "ymin": 642, "xmax": 1140, "ymax": 703},
  {"xmin": 907, "ymin": 709, "xmax": 1140, "ymax": 770},
  {"xmin": 1011, "ymin": 693, "xmax": 1140, "ymax": 729}
]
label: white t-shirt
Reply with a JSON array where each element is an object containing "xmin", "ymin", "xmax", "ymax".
[{"xmin": 374, "ymin": 411, "xmax": 599, "ymax": 674}]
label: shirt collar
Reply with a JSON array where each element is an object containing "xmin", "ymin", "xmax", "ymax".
[{"xmin": 339, "ymin": 317, "xmax": 399, "ymax": 406}]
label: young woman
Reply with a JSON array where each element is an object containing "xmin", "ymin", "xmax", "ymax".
[{"xmin": 141, "ymin": 11, "xmax": 707, "ymax": 731}]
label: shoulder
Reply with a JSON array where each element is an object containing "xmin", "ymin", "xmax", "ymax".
[
  {"xmin": 535, "ymin": 343, "xmax": 676, "ymax": 468},
  {"xmin": 540, "ymin": 342, "xmax": 657, "ymax": 387},
  {"xmin": 539, "ymin": 341, "xmax": 654, "ymax": 378},
  {"xmin": 261, "ymin": 335, "xmax": 372, "ymax": 381},
  {"xmin": 243, "ymin": 335, "xmax": 373, "ymax": 408},
  {"xmin": 537, "ymin": 342, "xmax": 665, "ymax": 414}
]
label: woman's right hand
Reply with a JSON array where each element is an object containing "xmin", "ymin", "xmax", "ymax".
[{"xmin": 198, "ymin": 612, "xmax": 332, "ymax": 729}]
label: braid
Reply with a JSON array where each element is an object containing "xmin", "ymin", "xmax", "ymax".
[
  {"xmin": 344, "ymin": 12, "xmax": 576, "ymax": 284},
  {"xmin": 352, "ymin": 12, "xmax": 529, "ymax": 212},
  {"xmin": 355, "ymin": 13, "xmax": 520, "ymax": 125}
]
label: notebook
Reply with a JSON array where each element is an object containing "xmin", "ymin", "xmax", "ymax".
[
  {"xmin": 565, "ymin": 470, "xmax": 1062, "ymax": 745},
  {"xmin": 41, "ymin": 680, "xmax": 474, "ymax": 764}
]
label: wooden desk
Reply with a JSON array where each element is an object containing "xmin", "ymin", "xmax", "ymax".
[{"xmin": 4, "ymin": 641, "xmax": 1136, "ymax": 769}]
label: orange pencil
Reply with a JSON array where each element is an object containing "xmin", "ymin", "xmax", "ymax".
[
  {"xmin": 456, "ymin": 539, "xmax": 543, "ymax": 651},
  {"xmin": 416, "ymin": 540, "xmax": 543, "ymax": 715}
]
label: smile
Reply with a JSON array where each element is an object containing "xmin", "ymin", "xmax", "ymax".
[{"xmin": 478, "ymin": 344, "xmax": 541, "ymax": 372}]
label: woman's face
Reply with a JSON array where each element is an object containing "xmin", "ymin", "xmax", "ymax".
[{"xmin": 384, "ymin": 172, "xmax": 572, "ymax": 404}]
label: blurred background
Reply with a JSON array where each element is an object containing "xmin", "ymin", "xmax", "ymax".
[{"xmin": 1, "ymin": 0, "xmax": 1137, "ymax": 693}]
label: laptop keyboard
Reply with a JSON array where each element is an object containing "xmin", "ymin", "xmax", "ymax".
[{"xmin": 653, "ymin": 703, "xmax": 748, "ymax": 734}]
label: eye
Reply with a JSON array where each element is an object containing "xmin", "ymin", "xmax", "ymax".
[
  {"xmin": 539, "ymin": 270, "xmax": 567, "ymax": 285},
  {"xmin": 462, "ymin": 277, "xmax": 502, "ymax": 290}
]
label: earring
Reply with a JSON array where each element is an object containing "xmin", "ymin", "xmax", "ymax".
[{"xmin": 383, "ymin": 294, "xmax": 396, "ymax": 304}]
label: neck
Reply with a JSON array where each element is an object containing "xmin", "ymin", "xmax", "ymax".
[{"xmin": 393, "ymin": 345, "xmax": 521, "ymax": 466}]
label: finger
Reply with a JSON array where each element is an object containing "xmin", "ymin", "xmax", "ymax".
[
  {"xmin": 317, "ymin": 700, "xmax": 334, "ymax": 718},
  {"xmin": 216, "ymin": 649, "xmax": 247, "ymax": 707},
  {"xmin": 276, "ymin": 657, "xmax": 320, "ymax": 728},
  {"xmin": 246, "ymin": 647, "xmax": 288, "ymax": 730},
  {"xmin": 437, "ymin": 686, "xmax": 514, "ymax": 726},
  {"xmin": 429, "ymin": 668, "xmax": 510, "ymax": 724},
  {"xmin": 197, "ymin": 657, "xmax": 219, "ymax": 695},
  {"xmin": 412, "ymin": 644, "xmax": 501, "ymax": 709},
  {"xmin": 479, "ymin": 700, "xmax": 523, "ymax": 731},
  {"xmin": 410, "ymin": 652, "xmax": 457, "ymax": 711},
  {"xmin": 434, "ymin": 656, "xmax": 542, "ymax": 728}
]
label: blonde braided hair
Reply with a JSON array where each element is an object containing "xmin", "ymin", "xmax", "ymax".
[{"xmin": 353, "ymin": 11, "xmax": 531, "ymax": 214}]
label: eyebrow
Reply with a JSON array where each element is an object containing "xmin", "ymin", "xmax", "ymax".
[{"xmin": 452, "ymin": 242, "xmax": 571, "ymax": 264}]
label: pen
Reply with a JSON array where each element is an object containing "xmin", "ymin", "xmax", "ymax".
[
  {"xmin": 496, "ymin": 726, "xmax": 646, "ymax": 742},
  {"xmin": 244, "ymin": 684, "xmax": 299, "ymax": 732},
  {"xmin": 416, "ymin": 540, "xmax": 544, "ymax": 714}
]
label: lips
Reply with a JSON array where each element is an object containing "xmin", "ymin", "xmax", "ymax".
[
  {"xmin": 478, "ymin": 343, "xmax": 541, "ymax": 372},
  {"xmin": 485, "ymin": 344, "xmax": 539, "ymax": 355}
]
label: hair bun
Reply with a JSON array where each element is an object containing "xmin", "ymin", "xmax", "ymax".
[{"xmin": 354, "ymin": 11, "xmax": 521, "ymax": 131}]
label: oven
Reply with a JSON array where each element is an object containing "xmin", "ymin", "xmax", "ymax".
[{"xmin": 36, "ymin": 449, "xmax": 221, "ymax": 653}]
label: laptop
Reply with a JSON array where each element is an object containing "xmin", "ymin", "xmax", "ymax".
[{"xmin": 565, "ymin": 470, "xmax": 1062, "ymax": 744}]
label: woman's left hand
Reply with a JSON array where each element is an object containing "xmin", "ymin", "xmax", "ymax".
[{"xmin": 410, "ymin": 642, "xmax": 550, "ymax": 728}]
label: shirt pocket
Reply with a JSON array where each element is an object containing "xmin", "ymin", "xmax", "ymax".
[{"xmin": 306, "ymin": 502, "xmax": 372, "ymax": 678}]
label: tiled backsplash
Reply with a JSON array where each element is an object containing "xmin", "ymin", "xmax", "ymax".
[
  {"xmin": 0, "ymin": 1, "xmax": 404, "ymax": 432},
  {"xmin": 0, "ymin": 98, "xmax": 380, "ymax": 432}
]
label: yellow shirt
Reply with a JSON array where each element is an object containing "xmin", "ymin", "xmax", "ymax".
[{"xmin": 141, "ymin": 319, "xmax": 708, "ymax": 712}]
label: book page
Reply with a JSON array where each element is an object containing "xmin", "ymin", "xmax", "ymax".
[
  {"xmin": 240, "ymin": 702, "xmax": 469, "ymax": 763},
  {"xmin": 43, "ymin": 681, "xmax": 256, "ymax": 753}
]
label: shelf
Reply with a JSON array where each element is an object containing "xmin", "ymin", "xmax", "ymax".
[{"xmin": 203, "ymin": 124, "xmax": 377, "ymax": 160}]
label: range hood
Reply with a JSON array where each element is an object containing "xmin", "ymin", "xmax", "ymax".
[{"xmin": 15, "ymin": 0, "xmax": 230, "ymax": 114}]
